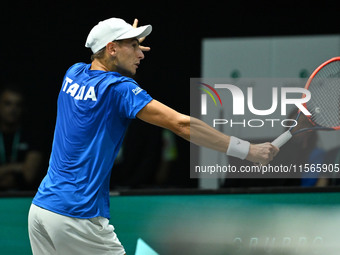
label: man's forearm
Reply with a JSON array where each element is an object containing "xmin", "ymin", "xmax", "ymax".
[
  {"xmin": 136, "ymin": 100, "xmax": 278, "ymax": 165},
  {"xmin": 181, "ymin": 116, "xmax": 230, "ymax": 153},
  {"xmin": 177, "ymin": 116, "xmax": 278, "ymax": 164}
]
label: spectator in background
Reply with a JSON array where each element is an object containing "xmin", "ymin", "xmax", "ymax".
[
  {"xmin": 0, "ymin": 85, "xmax": 43, "ymax": 191},
  {"xmin": 110, "ymin": 120, "xmax": 163, "ymax": 189},
  {"xmin": 111, "ymin": 123, "xmax": 179, "ymax": 189},
  {"xmin": 154, "ymin": 129, "xmax": 178, "ymax": 186}
]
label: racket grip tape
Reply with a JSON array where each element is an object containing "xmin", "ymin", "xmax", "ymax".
[{"xmin": 271, "ymin": 130, "xmax": 292, "ymax": 148}]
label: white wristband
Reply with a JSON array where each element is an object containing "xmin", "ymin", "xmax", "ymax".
[{"xmin": 226, "ymin": 136, "xmax": 250, "ymax": 160}]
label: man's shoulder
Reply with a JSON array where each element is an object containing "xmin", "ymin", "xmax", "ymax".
[
  {"xmin": 66, "ymin": 62, "xmax": 88, "ymax": 74},
  {"xmin": 111, "ymin": 76, "xmax": 141, "ymax": 94},
  {"xmin": 106, "ymin": 72, "xmax": 136, "ymax": 83}
]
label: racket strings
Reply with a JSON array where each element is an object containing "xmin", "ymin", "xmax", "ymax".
[{"xmin": 307, "ymin": 60, "xmax": 340, "ymax": 128}]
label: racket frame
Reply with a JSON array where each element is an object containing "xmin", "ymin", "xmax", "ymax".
[
  {"xmin": 272, "ymin": 57, "xmax": 340, "ymax": 148},
  {"xmin": 302, "ymin": 56, "xmax": 340, "ymax": 131},
  {"xmin": 289, "ymin": 111, "xmax": 334, "ymax": 136}
]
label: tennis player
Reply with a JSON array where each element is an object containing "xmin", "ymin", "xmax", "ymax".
[{"xmin": 28, "ymin": 17, "xmax": 279, "ymax": 255}]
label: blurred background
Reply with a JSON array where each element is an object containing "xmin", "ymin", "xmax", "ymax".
[
  {"xmin": 1, "ymin": 0, "xmax": 339, "ymax": 192},
  {"xmin": 3, "ymin": 2, "xmax": 340, "ymax": 255}
]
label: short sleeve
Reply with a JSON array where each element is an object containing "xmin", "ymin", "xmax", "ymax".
[{"xmin": 111, "ymin": 81, "xmax": 153, "ymax": 119}]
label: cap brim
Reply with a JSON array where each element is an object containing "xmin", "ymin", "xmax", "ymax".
[{"xmin": 116, "ymin": 25, "xmax": 152, "ymax": 40}]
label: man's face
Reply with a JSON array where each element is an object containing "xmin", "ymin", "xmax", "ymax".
[
  {"xmin": 114, "ymin": 38, "xmax": 145, "ymax": 76},
  {"xmin": 0, "ymin": 91, "xmax": 23, "ymax": 125}
]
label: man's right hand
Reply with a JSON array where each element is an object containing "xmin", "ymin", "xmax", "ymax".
[{"xmin": 246, "ymin": 143, "xmax": 279, "ymax": 165}]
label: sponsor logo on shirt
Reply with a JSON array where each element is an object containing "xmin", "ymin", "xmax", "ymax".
[{"xmin": 132, "ymin": 87, "xmax": 143, "ymax": 95}]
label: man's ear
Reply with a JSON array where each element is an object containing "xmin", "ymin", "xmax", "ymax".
[{"xmin": 106, "ymin": 42, "xmax": 118, "ymax": 56}]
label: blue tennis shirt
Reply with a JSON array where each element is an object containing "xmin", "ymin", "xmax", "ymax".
[{"xmin": 33, "ymin": 63, "xmax": 153, "ymax": 219}]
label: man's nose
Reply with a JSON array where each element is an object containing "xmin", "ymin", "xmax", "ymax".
[{"xmin": 138, "ymin": 49, "xmax": 144, "ymax": 60}]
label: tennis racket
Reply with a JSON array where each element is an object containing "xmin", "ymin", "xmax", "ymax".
[{"xmin": 272, "ymin": 56, "xmax": 340, "ymax": 148}]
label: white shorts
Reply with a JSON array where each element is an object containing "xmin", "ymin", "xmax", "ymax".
[{"xmin": 28, "ymin": 204, "xmax": 126, "ymax": 255}]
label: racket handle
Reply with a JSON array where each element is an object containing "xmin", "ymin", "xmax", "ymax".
[{"xmin": 271, "ymin": 130, "xmax": 292, "ymax": 148}]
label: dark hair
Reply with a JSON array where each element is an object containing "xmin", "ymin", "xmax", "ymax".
[
  {"xmin": 90, "ymin": 40, "xmax": 128, "ymax": 61},
  {"xmin": 90, "ymin": 47, "xmax": 106, "ymax": 61}
]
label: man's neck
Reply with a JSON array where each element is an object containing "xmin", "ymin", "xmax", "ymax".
[
  {"xmin": 90, "ymin": 58, "xmax": 114, "ymax": 72},
  {"xmin": 90, "ymin": 58, "xmax": 132, "ymax": 77}
]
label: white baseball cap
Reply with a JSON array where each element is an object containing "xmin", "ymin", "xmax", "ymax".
[{"xmin": 85, "ymin": 18, "xmax": 152, "ymax": 53}]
